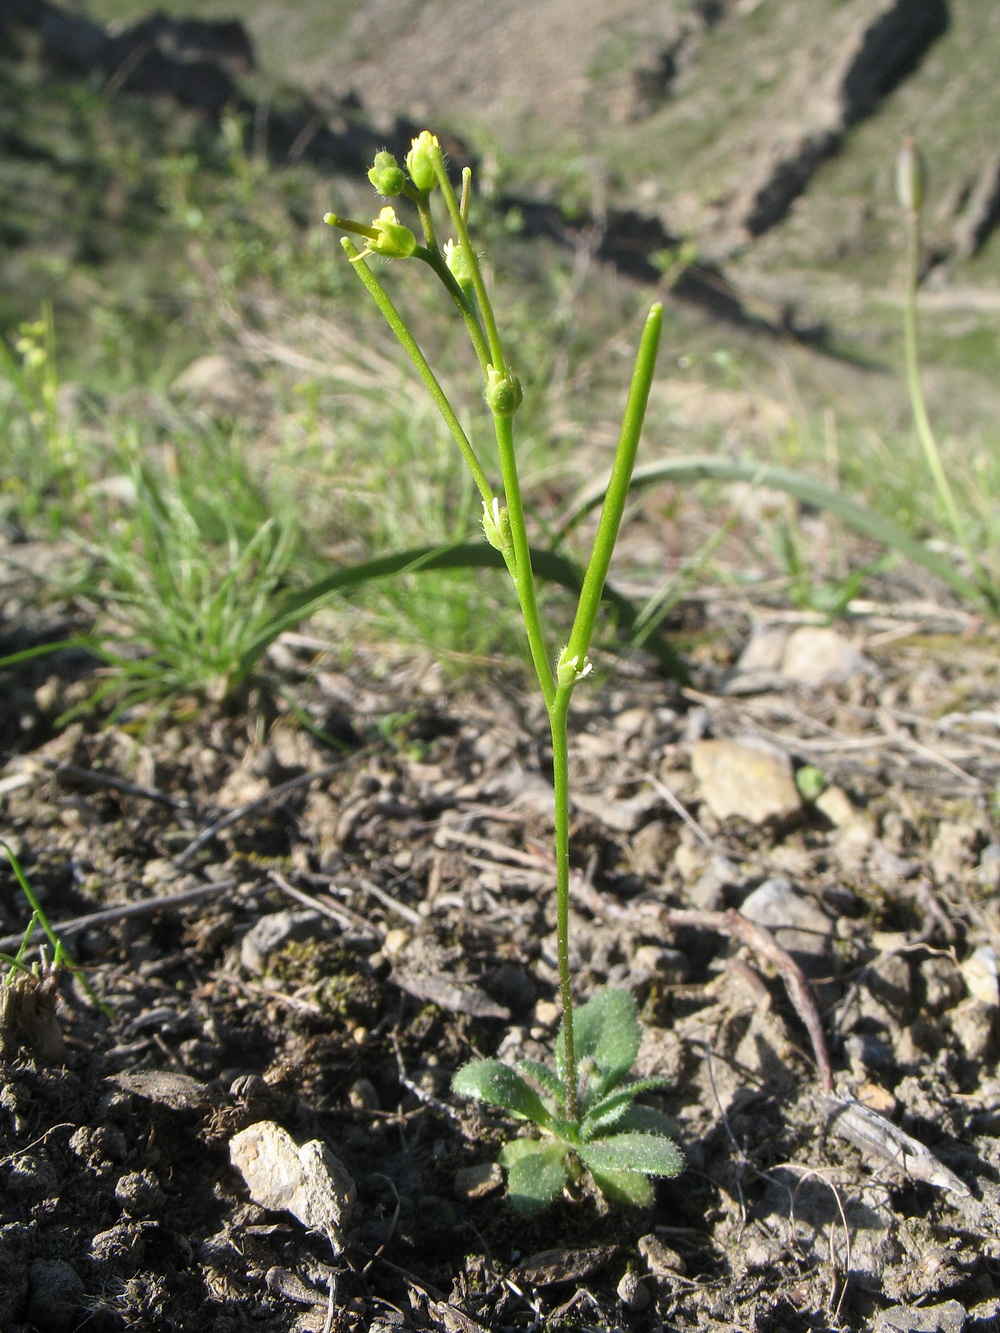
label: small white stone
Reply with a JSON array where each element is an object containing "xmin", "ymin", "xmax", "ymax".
[
  {"xmin": 781, "ymin": 626, "xmax": 866, "ymax": 686},
  {"xmin": 229, "ymin": 1121, "xmax": 355, "ymax": 1253},
  {"xmin": 692, "ymin": 737, "xmax": 801, "ymax": 824},
  {"xmin": 963, "ymin": 946, "xmax": 999, "ymax": 1008}
]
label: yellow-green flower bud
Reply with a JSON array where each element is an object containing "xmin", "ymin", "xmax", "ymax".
[
  {"xmin": 481, "ymin": 496, "xmax": 512, "ymax": 556},
  {"xmin": 406, "ymin": 131, "xmax": 439, "ymax": 193},
  {"xmin": 368, "ymin": 150, "xmax": 406, "ymax": 196},
  {"xmin": 484, "ymin": 364, "xmax": 523, "ymax": 418},
  {"xmin": 444, "ymin": 238, "xmax": 472, "ymax": 289},
  {"xmin": 368, "ymin": 206, "xmax": 417, "ymax": 259},
  {"xmin": 556, "ymin": 648, "xmax": 592, "ymax": 689},
  {"xmin": 895, "ymin": 138, "xmax": 925, "ymax": 216}
]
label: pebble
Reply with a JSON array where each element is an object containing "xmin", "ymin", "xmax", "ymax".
[
  {"xmin": 952, "ymin": 999, "xmax": 996, "ymax": 1063},
  {"xmin": 637, "ymin": 1233, "xmax": 686, "ymax": 1276},
  {"xmin": 963, "ymin": 946, "xmax": 1000, "ymax": 1008},
  {"xmin": 454, "ymin": 1162, "xmax": 503, "ymax": 1200},
  {"xmin": 814, "ymin": 784, "xmax": 859, "ymax": 827},
  {"xmin": 240, "ymin": 910, "xmax": 324, "ymax": 974},
  {"xmin": 873, "ymin": 1299, "xmax": 966, "ymax": 1333},
  {"xmin": 930, "ymin": 820, "xmax": 980, "ymax": 884},
  {"xmin": 229, "ymin": 1120, "xmax": 355, "ymax": 1254},
  {"xmin": 616, "ymin": 1269, "xmax": 650, "ymax": 1310},
  {"xmin": 691, "ymin": 737, "xmax": 801, "ymax": 824},
  {"xmin": 739, "ymin": 877, "xmax": 834, "ymax": 970},
  {"xmin": 780, "ymin": 625, "xmax": 866, "ymax": 686}
]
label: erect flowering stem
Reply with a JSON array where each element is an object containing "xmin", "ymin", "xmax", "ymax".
[
  {"xmin": 549, "ymin": 304, "xmax": 664, "ymax": 1120},
  {"xmin": 340, "ymin": 238, "xmax": 494, "ymax": 508},
  {"xmin": 331, "ymin": 140, "xmax": 665, "ymax": 1134}
]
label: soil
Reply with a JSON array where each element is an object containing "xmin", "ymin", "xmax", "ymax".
[{"xmin": 4, "ymin": 535, "xmax": 1000, "ymax": 1333}]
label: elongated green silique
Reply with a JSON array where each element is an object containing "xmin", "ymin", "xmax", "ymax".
[{"xmin": 325, "ymin": 134, "xmax": 681, "ymax": 1212}]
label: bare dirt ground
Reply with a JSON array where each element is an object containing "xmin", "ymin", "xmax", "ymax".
[{"xmin": 4, "ymin": 534, "xmax": 1000, "ymax": 1333}]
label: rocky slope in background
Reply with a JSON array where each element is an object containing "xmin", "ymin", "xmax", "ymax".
[{"xmin": 7, "ymin": 0, "xmax": 1000, "ymax": 354}]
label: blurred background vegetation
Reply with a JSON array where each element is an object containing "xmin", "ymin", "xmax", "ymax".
[{"xmin": 3, "ymin": 0, "xmax": 1000, "ymax": 708}]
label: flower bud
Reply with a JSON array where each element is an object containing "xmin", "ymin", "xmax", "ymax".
[
  {"xmin": 406, "ymin": 131, "xmax": 439, "ymax": 193},
  {"xmin": 895, "ymin": 138, "xmax": 925, "ymax": 216},
  {"xmin": 556, "ymin": 648, "xmax": 592, "ymax": 689},
  {"xmin": 485, "ymin": 364, "xmax": 523, "ymax": 418},
  {"xmin": 368, "ymin": 206, "xmax": 417, "ymax": 259},
  {"xmin": 368, "ymin": 150, "xmax": 406, "ymax": 196},
  {"xmin": 444, "ymin": 238, "xmax": 472, "ymax": 289},
  {"xmin": 481, "ymin": 497, "xmax": 512, "ymax": 555}
]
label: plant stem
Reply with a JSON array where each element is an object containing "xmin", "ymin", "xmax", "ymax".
[
  {"xmin": 902, "ymin": 212, "xmax": 994, "ymax": 611},
  {"xmin": 340, "ymin": 239, "xmax": 494, "ymax": 506},
  {"xmin": 548, "ymin": 303, "xmax": 664, "ymax": 1122}
]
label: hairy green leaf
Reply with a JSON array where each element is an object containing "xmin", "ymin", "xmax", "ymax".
[
  {"xmin": 614, "ymin": 1104, "xmax": 680, "ymax": 1138},
  {"xmin": 452, "ymin": 1059, "xmax": 553, "ymax": 1127},
  {"xmin": 581, "ymin": 1077, "xmax": 673, "ymax": 1135},
  {"xmin": 498, "ymin": 1138, "xmax": 570, "ymax": 1216},
  {"xmin": 579, "ymin": 1131, "xmax": 684, "ymax": 1179},
  {"xmin": 588, "ymin": 1166, "xmax": 655, "ymax": 1208},
  {"xmin": 568, "ymin": 989, "xmax": 641, "ymax": 1095},
  {"xmin": 517, "ymin": 1059, "xmax": 564, "ymax": 1102}
]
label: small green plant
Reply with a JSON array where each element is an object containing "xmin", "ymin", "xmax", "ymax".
[
  {"xmin": 69, "ymin": 458, "xmax": 303, "ymax": 716},
  {"xmin": 325, "ymin": 131, "xmax": 683, "ymax": 1212},
  {"xmin": 454, "ymin": 988, "xmax": 682, "ymax": 1214},
  {"xmin": 0, "ymin": 839, "xmax": 109, "ymax": 1018}
]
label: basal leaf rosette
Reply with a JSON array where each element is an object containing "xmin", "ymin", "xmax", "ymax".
[{"xmin": 452, "ymin": 988, "xmax": 684, "ymax": 1215}]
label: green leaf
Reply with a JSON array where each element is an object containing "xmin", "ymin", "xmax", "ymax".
[
  {"xmin": 579, "ymin": 1132, "xmax": 684, "ymax": 1179},
  {"xmin": 614, "ymin": 1104, "xmax": 680, "ymax": 1138},
  {"xmin": 567, "ymin": 989, "xmax": 641, "ymax": 1096},
  {"xmin": 581, "ymin": 1077, "xmax": 673, "ymax": 1135},
  {"xmin": 518, "ymin": 1059, "xmax": 565, "ymax": 1102},
  {"xmin": 242, "ymin": 543, "xmax": 687, "ymax": 685},
  {"xmin": 555, "ymin": 456, "xmax": 986, "ymax": 612},
  {"xmin": 452, "ymin": 1059, "xmax": 554, "ymax": 1127},
  {"xmin": 498, "ymin": 1138, "xmax": 570, "ymax": 1216},
  {"xmin": 588, "ymin": 1166, "xmax": 655, "ymax": 1208}
]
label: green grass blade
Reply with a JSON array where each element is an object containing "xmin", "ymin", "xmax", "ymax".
[
  {"xmin": 239, "ymin": 543, "xmax": 688, "ymax": 682},
  {"xmin": 556, "ymin": 456, "xmax": 986, "ymax": 610}
]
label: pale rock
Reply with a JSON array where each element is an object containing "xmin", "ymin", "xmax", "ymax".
[
  {"xmin": 963, "ymin": 945, "xmax": 1000, "ymax": 1007},
  {"xmin": 739, "ymin": 877, "xmax": 834, "ymax": 972},
  {"xmin": 692, "ymin": 737, "xmax": 801, "ymax": 824},
  {"xmin": 637, "ymin": 1233, "xmax": 686, "ymax": 1276},
  {"xmin": 780, "ymin": 625, "xmax": 866, "ymax": 687},
  {"xmin": 454, "ymin": 1162, "xmax": 503, "ymax": 1200},
  {"xmin": 736, "ymin": 624, "xmax": 788, "ymax": 674},
  {"xmin": 229, "ymin": 1121, "xmax": 355, "ymax": 1253},
  {"xmin": 952, "ymin": 999, "xmax": 996, "ymax": 1063},
  {"xmin": 930, "ymin": 820, "xmax": 980, "ymax": 884},
  {"xmin": 616, "ymin": 1270, "xmax": 650, "ymax": 1310},
  {"xmin": 815, "ymin": 784, "xmax": 859, "ymax": 827}
]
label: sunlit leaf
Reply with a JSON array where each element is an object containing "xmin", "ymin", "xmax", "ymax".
[{"xmin": 452, "ymin": 1059, "xmax": 553, "ymax": 1127}]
